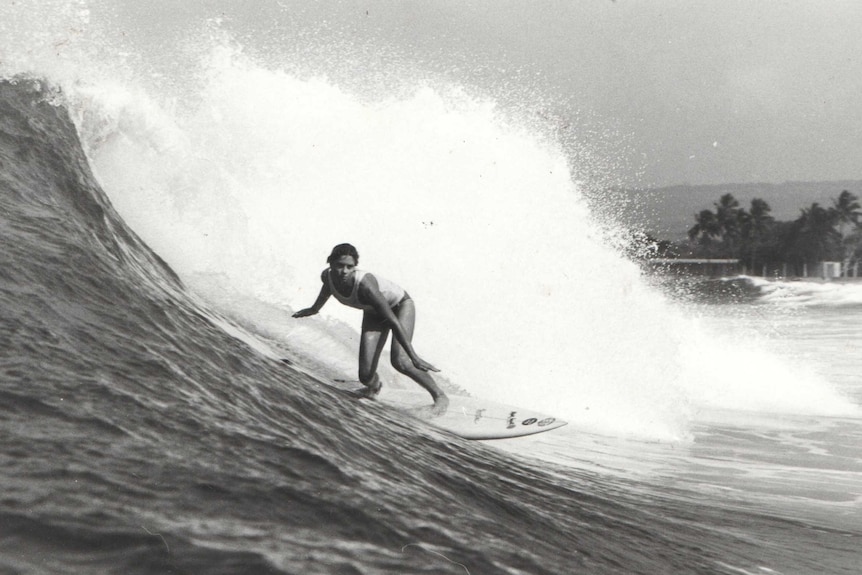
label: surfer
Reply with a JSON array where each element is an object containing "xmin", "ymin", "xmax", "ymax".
[{"xmin": 293, "ymin": 243, "xmax": 449, "ymax": 415}]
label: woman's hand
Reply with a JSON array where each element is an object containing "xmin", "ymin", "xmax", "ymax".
[
  {"xmin": 292, "ymin": 308, "xmax": 318, "ymax": 318},
  {"xmin": 412, "ymin": 356, "xmax": 440, "ymax": 373}
]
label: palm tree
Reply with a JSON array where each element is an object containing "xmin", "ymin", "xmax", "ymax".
[
  {"xmin": 688, "ymin": 209, "xmax": 721, "ymax": 250},
  {"xmin": 714, "ymin": 193, "xmax": 742, "ymax": 256},
  {"xmin": 831, "ymin": 190, "xmax": 861, "ymax": 236},
  {"xmin": 740, "ymin": 198, "xmax": 774, "ymax": 273},
  {"xmin": 792, "ymin": 203, "xmax": 840, "ymax": 265},
  {"xmin": 687, "ymin": 194, "xmax": 746, "ymax": 258},
  {"xmin": 831, "ymin": 190, "xmax": 862, "ymax": 275}
]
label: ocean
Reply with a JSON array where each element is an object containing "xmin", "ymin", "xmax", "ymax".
[{"xmin": 1, "ymin": 3, "xmax": 860, "ymax": 574}]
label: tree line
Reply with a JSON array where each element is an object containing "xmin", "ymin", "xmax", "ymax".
[{"xmin": 636, "ymin": 190, "xmax": 862, "ymax": 276}]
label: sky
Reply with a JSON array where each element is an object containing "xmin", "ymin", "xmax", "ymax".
[
  {"xmin": 327, "ymin": 0, "xmax": 862, "ymax": 187},
  {"xmin": 8, "ymin": 0, "xmax": 862, "ymax": 188}
]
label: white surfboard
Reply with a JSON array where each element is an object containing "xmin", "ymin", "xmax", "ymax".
[
  {"xmin": 281, "ymin": 360, "xmax": 567, "ymax": 440},
  {"xmin": 376, "ymin": 388, "xmax": 568, "ymax": 440}
]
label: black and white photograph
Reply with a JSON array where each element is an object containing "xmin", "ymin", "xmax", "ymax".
[{"xmin": 1, "ymin": 2, "xmax": 860, "ymax": 573}]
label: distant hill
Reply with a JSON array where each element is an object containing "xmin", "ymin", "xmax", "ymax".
[{"xmin": 596, "ymin": 180, "xmax": 862, "ymax": 241}]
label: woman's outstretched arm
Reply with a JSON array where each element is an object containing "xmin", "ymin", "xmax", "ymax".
[{"xmin": 292, "ymin": 274, "xmax": 332, "ymax": 318}]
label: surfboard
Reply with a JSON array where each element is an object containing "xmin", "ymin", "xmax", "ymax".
[
  {"xmin": 280, "ymin": 359, "xmax": 567, "ymax": 440},
  {"xmin": 374, "ymin": 388, "xmax": 568, "ymax": 440}
]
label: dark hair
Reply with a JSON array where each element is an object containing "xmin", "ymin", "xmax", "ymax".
[{"xmin": 327, "ymin": 243, "xmax": 359, "ymax": 264}]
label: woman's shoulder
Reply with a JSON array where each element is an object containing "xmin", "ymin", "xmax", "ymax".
[{"xmin": 355, "ymin": 270, "xmax": 376, "ymax": 290}]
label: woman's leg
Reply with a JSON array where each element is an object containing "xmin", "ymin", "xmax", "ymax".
[
  {"xmin": 390, "ymin": 300, "xmax": 448, "ymax": 413},
  {"xmin": 357, "ymin": 313, "xmax": 389, "ymax": 398}
]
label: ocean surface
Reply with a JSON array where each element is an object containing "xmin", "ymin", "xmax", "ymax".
[{"xmin": 2, "ymin": 4, "xmax": 861, "ymax": 574}]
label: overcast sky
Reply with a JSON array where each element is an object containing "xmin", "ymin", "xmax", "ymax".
[
  {"xmin": 108, "ymin": 1, "xmax": 862, "ymax": 187},
  {"xmin": 366, "ymin": 1, "xmax": 862, "ymax": 187}
]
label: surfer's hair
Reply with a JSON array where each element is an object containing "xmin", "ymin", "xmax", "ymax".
[{"xmin": 327, "ymin": 243, "xmax": 359, "ymax": 264}]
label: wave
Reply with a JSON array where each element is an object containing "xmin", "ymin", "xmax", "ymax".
[
  {"xmin": 751, "ymin": 277, "xmax": 862, "ymax": 308},
  {"xmin": 79, "ymin": 50, "xmax": 862, "ymax": 430},
  {"xmin": 3, "ymin": 0, "xmax": 855, "ymax": 436},
  {"xmin": 0, "ymin": 78, "xmax": 793, "ymax": 575},
  {"xmin": 667, "ymin": 274, "xmax": 862, "ymax": 308}
]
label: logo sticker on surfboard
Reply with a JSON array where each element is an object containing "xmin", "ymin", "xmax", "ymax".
[{"xmin": 507, "ymin": 411, "xmax": 517, "ymax": 429}]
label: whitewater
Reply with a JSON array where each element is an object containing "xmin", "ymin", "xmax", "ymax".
[{"xmin": 1, "ymin": 2, "xmax": 860, "ymax": 574}]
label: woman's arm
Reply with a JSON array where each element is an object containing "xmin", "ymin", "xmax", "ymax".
[
  {"xmin": 358, "ymin": 275, "xmax": 439, "ymax": 372},
  {"xmin": 292, "ymin": 273, "xmax": 332, "ymax": 318}
]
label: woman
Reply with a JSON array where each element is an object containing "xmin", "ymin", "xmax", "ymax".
[{"xmin": 293, "ymin": 244, "xmax": 449, "ymax": 415}]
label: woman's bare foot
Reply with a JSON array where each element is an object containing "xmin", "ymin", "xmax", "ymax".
[
  {"xmin": 352, "ymin": 378, "xmax": 382, "ymax": 400},
  {"xmin": 430, "ymin": 394, "xmax": 449, "ymax": 416},
  {"xmin": 406, "ymin": 396, "xmax": 449, "ymax": 419}
]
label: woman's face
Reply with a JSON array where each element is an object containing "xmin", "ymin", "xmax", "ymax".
[{"xmin": 330, "ymin": 255, "xmax": 357, "ymax": 284}]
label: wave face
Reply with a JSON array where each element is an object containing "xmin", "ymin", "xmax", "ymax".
[{"xmin": 0, "ymin": 78, "xmax": 778, "ymax": 575}]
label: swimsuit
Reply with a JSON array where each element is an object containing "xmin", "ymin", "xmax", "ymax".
[{"xmin": 325, "ymin": 269, "xmax": 408, "ymax": 312}]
